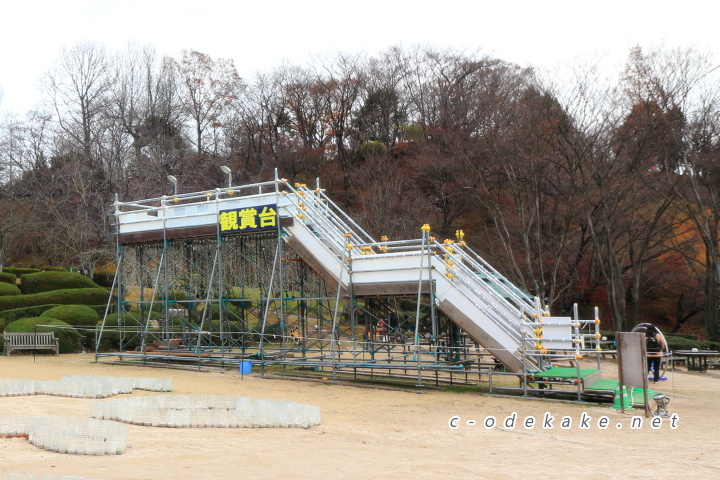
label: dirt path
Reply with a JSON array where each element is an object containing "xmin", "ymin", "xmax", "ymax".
[{"xmin": 0, "ymin": 354, "xmax": 718, "ymax": 479}]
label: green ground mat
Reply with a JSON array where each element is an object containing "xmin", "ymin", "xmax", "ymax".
[
  {"xmin": 630, "ymin": 387, "xmax": 657, "ymax": 398},
  {"xmin": 585, "ymin": 378, "xmax": 657, "ymax": 397},
  {"xmin": 586, "ymin": 379, "xmax": 619, "ymax": 390},
  {"xmin": 531, "ymin": 367, "xmax": 600, "ymax": 379}
]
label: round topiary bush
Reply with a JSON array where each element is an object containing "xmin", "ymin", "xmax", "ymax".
[
  {"xmin": 40, "ymin": 305, "xmax": 100, "ymax": 327},
  {"xmin": 0, "ymin": 272, "xmax": 17, "ymax": 284},
  {"xmin": 19, "ymin": 271, "xmax": 100, "ymax": 295},
  {"xmin": 0, "ymin": 305, "xmax": 63, "ymax": 326},
  {"xmin": 0, "ymin": 282, "xmax": 21, "ymax": 296},
  {"xmin": 5, "ymin": 317, "xmax": 82, "ymax": 353}
]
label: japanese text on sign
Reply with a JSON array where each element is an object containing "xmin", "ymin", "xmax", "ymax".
[{"xmin": 219, "ymin": 204, "xmax": 278, "ymax": 233}]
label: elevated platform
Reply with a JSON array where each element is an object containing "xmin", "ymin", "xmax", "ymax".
[{"xmin": 103, "ymin": 174, "xmax": 604, "ymax": 380}]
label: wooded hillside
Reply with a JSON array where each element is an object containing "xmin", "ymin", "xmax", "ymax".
[{"xmin": 1, "ymin": 43, "xmax": 719, "ymax": 339}]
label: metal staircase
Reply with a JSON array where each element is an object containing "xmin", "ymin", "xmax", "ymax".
[{"xmin": 276, "ymin": 180, "xmax": 541, "ymax": 372}]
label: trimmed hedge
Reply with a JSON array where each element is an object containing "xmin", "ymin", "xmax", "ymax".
[
  {"xmin": 0, "ymin": 272, "xmax": 16, "ymax": 284},
  {"xmin": 90, "ymin": 304, "xmax": 113, "ymax": 316},
  {"xmin": 40, "ymin": 305, "xmax": 100, "ymax": 327},
  {"xmin": 39, "ymin": 266, "xmax": 67, "ymax": 272},
  {"xmin": 665, "ymin": 334, "xmax": 720, "ymax": 352},
  {"xmin": 92, "ymin": 269, "xmax": 116, "ymax": 288},
  {"xmin": 4, "ymin": 317, "xmax": 82, "ymax": 353},
  {"xmin": 603, "ymin": 331, "xmax": 720, "ymax": 352},
  {"xmin": 0, "ymin": 305, "xmax": 61, "ymax": 325},
  {"xmin": 20, "ymin": 271, "xmax": 100, "ymax": 295},
  {"xmin": 0, "ymin": 283, "xmax": 21, "ymax": 296},
  {"xmin": 3, "ymin": 267, "xmax": 42, "ymax": 276},
  {"xmin": 664, "ymin": 334, "xmax": 700, "ymax": 351},
  {"xmin": 0, "ymin": 288, "xmax": 110, "ymax": 311}
]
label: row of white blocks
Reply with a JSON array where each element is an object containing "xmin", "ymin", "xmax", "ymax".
[
  {"xmin": 91, "ymin": 395, "xmax": 321, "ymax": 428},
  {"xmin": 0, "ymin": 416, "xmax": 128, "ymax": 455},
  {"xmin": 0, "ymin": 375, "xmax": 172, "ymax": 398}
]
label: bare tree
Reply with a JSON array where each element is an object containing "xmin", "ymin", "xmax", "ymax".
[
  {"xmin": 39, "ymin": 41, "xmax": 117, "ymax": 271},
  {"xmin": 311, "ymin": 53, "xmax": 365, "ymax": 195},
  {"xmin": 110, "ymin": 44, "xmax": 190, "ymax": 198},
  {"xmin": 173, "ymin": 50, "xmax": 243, "ymax": 156},
  {"xmin": 351, "ymin": 46, "xmax": 410, "ymax": 148},
  {"xmin": 42, "ymin": 42, "xmax": 114, "ymax": 162},
  {"xmin": 623, "ymin": 46, "xmax": 720, "ymax": 339},
  {"xmin": 0, "ymin": 110, "xmax": 59, "ymax": 267}
]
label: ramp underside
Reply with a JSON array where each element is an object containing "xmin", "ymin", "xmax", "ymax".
[
  {"xmin": 284, "ymin": 235, "xmax": 345, "ymax": 294},
  {"xmin": 437, "ymin": 299, "xmax": 525, "ymax": 373}
]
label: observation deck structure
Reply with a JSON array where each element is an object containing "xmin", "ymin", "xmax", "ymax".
[{"xmin": 97, "ymin": 172, "xmax": 605, "ymax": 390}]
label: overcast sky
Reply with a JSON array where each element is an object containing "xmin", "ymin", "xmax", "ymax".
[{"xmin": 1, "ymin": 0, "xmax": 718, "ymax": 114}]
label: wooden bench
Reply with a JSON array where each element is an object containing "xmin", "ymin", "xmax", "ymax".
[{"xmin": 3, "ymin": 331, "xmax": 59, "ymax": 356}]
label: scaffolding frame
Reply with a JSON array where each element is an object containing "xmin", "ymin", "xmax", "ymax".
[{"xmin": 95, "ymin": 173, "xmax": 607, "ymax": 390}]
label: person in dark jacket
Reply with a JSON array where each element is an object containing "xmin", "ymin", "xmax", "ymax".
[{"xmin": 645, "ymin": 325, "xmax": 666, "ymax": 384}]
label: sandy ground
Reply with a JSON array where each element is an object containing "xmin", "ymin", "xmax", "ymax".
[{"xmin": 0, "ymin": 354, "xmax": 718, "ymax": 480}]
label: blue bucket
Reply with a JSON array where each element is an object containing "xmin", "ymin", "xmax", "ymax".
[{"xmin": 239, "ymin": 361, "xmax": 253, "ymax": 375}]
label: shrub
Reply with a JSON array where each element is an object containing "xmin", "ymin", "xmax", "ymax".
[
  {"xmin": 90, "ymin": 304, "xmax": 113, "ymax": 316},
  {"xmin": 228, "ymin": 286, "xmax": 262, "ymax": 307},
  {"xmin": 669, "ymin": 333, "xmax": 698, "ymax": 340},
  {"xmin": 663, "ymin": 334, "xmax": 712, "ymax": 351},
  {"xmin": 0, "ymin": 318, "xmax": 5, "ymax": 332},
  {"xmin": 601, "ymin": 331, "xmax": 712, "ymax": 352},
  {"xmin": 664, "ymin": 335, "xmax": 698, "ymax": 351},
  {"xmin": 0, "ymin": 305, "xmax": 61, "ymax": 325},
  {"xmin": 39, "ymin": 266, "xmax": 67, "ymax": 272},
  {"xmin": 166, "ymin": 289, "xmax": 189, "ymax": 302},
  {"xmin": 0, "ymin": 288, "xmax": 110, "ymax": 311},
  {"xmin": 0, "ymin": 272, "xmax": 17, "ymax": 284},
  {"xmin": 40, "ymin": 305, "xmax": 99, "ymax": 327},
  {"xmin": 194, "ymin": 301, "xmax": 244, "ymax": 321},
  {"xmin": 92, "ymin": 269, "xmax": 116, "ymax": 288},
  {"xmin": 20, "ymin": 271, "xmax": 100, "ymax": 294},
  {"xmin": 0, "ymin": 283, "xmax": 21, "ymax": 296},
  {"xmin": 3, "ymin": 267, "xmax": 41, "ymax": 276},
  {"xmin": 5, "ymin": 317, "xmax": 82, "ymax": 353}
]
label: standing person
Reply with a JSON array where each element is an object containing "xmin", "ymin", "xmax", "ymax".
[{"xmin": 645, "ymin": 325, "xmax": 666, "ymax": 384}]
